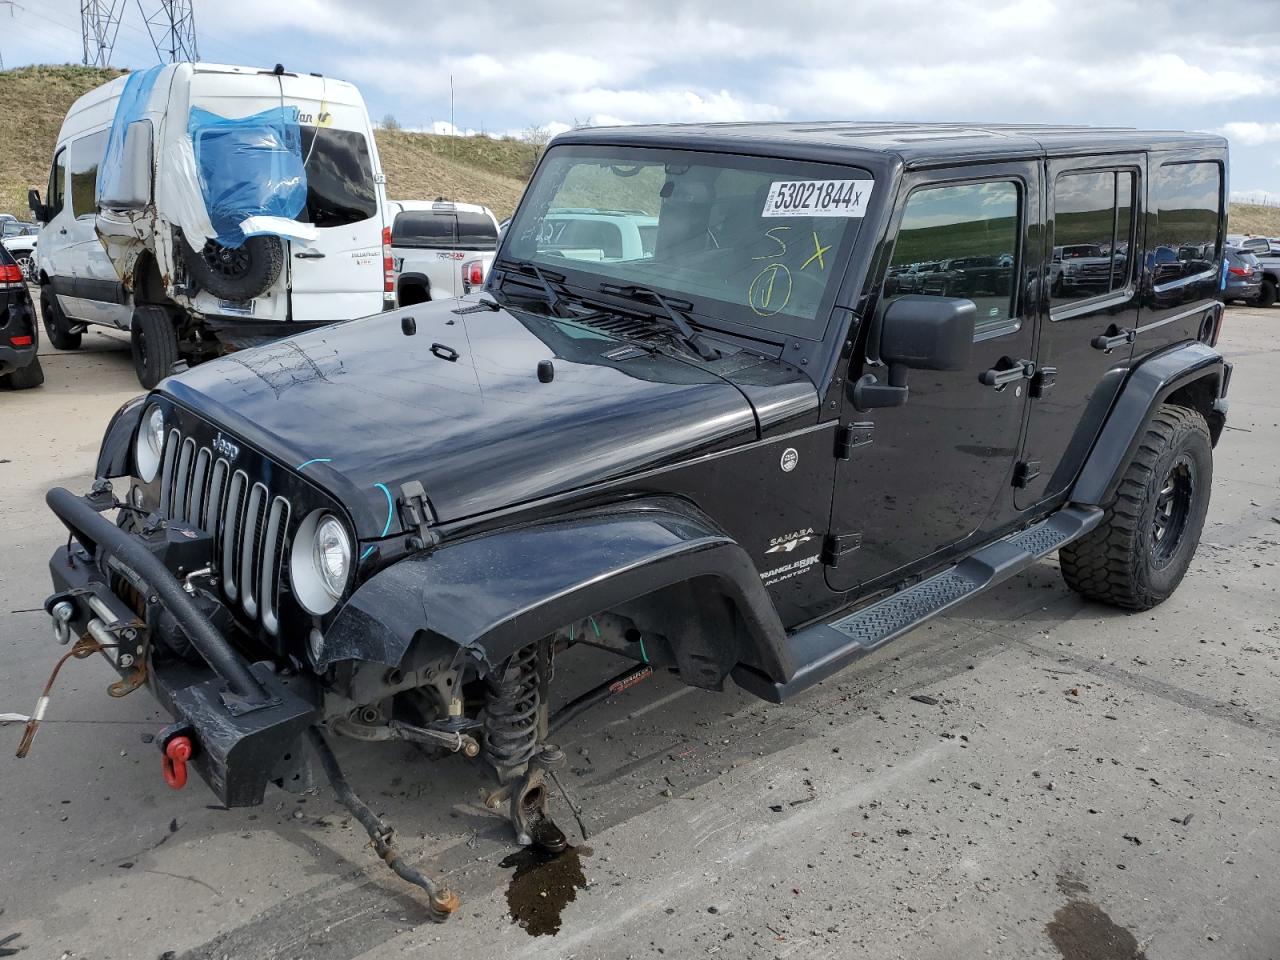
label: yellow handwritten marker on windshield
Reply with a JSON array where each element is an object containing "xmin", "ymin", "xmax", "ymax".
[
  {"xmin": 753, "ymin": 226, "xmax": 791, "ymax": 260},
  {"xmin": 801, "ymin": 232, "xmax": 831, "ymax": 271}
]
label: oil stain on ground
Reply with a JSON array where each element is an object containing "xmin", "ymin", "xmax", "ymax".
[
  {"xmin": 1047, "ymin": 874, "xmax": 1147, "ymax": 960},
  {"xmin": 500, "ymin": 843, "xmax": 591, "ymax": 936}
]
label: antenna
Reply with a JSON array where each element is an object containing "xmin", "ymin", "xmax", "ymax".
[
  {"xmin": 136, "ymin": 0, "xmax": 198, "ymax": 63},
  {"xmin": 81, "ymin": 0, "xmax": 126, "ymax": 66}
]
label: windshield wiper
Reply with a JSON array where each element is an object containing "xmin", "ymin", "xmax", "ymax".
[
  {"xmin": 495, "ymin": 258, "xmax": 577, "ymax": 318},
  {"xmin": 597, "ymin": 283, "xmax": 720, "ymax": 361}
]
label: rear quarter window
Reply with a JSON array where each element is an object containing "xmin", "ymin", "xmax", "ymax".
[{"xmin": 1150, "ymin": 161, "xmax": 1222, "ymax": 284}]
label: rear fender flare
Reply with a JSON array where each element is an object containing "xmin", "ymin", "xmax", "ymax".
[
  {"xmin": 319, "ymin": 499, "xmax": 792, "ymax": 685},
  {"xmin": 1072, "ymin": 341, "xmax": 1227, "ymax": 506}
]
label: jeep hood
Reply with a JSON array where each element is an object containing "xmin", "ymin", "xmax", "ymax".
[{"xmin": 160, "ymin": 300, "xmax": 816, "ymax": 538}]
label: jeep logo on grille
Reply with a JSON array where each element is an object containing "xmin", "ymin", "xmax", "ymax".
[{"xmin": 213, "ymin": 433, "xmax": 240, "ymax": 462}]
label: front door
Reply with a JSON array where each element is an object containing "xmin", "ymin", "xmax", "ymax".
[
  {"xmin": 827, "ymin": 162, "xmax": 1042, "ymax": 592},
  {"xmin": 1015, "ymin": 155, "xmax": 1144, "ymax": 509}
]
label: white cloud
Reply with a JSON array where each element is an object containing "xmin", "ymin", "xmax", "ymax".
[{"xmin": 1218, "ymin": 122, "xmax": 1280, "ymax": 146}]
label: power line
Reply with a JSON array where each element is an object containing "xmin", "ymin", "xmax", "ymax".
[
  {"xmin": 136, "ymin": 0, "xmax": 197, "ymax": 62},
  {"xmin": 80, "ymin": 0, "xmax": 126, "ymax": 66}
]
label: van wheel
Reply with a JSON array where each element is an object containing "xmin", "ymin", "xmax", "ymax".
[
  {"xmin": 3, "ymin": 356, "xmax": 45, "ymax": 390},
  {"xmin": 40, "ymin": 285, "xmax": 82, "ymax": 350},
  {"xmin": 181, "ymin": 235, "xmax": 283, "ymax": 302},
  {"xmin": 1059, "ymin": 404, "xmax": 1212, "ymax": 610},
  {"xmin": 131, "ymin": 306, "xmax": 180, "ymax": 388},
  {"xmin": 1259, "ymin": 279, "xmax": 1277, "ymax": 308}
]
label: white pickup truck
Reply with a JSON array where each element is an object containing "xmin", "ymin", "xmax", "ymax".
[{"xmin": 388, "ymin": 200, "xmax": 499, "ymax": 305}]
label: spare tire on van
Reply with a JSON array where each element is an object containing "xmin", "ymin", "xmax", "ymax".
[{"xmin": 182, "ymin": 234, "xmax": 284, "ymax": 302}]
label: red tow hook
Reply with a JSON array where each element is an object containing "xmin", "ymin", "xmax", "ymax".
[{"xmin": 162, "ymin": 735, "xmax": 193, "ymax": 790}]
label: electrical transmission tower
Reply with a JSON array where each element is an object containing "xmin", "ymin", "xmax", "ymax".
[
  {"xmin": 81, "ymin": 0, "xmax": 126, "ymax": 66},
  {"xmin": 137, "ymin": 0, "xmax": 198, "ymax": 63}
]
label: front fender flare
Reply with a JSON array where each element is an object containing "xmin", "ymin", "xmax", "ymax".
[
  {"xmin": 95, "ymin": 395, "xmax": 146, "ymax": 479},
  {"xmin": 319, "ymin": 499, "xmax": 792, "ymax": 682}
]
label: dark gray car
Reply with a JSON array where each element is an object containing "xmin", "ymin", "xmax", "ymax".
[{"xmin": 1223, "ymin": 246, "xmax": 1263, "ymax": 303}]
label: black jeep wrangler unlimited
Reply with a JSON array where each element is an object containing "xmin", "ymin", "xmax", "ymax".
[{"xmin": 26, "ymin": 122, "xmax": 1231, "ymax": 918}]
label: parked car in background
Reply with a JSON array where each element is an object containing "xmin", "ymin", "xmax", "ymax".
[
  {"xmin": 532, "ymin": 208, "xmax": 659, "ymax": 261},
  {"xmin": 1253, "ymin": 246, "xmax": 1279, "ymax": 307},
  {"xmin": 387, "ymin": 200, "xmax": 499, "ymax": 305},
  {"xmin": 2, "ymin": 226, "xmax": 39, "ymax": 282},
  {"xmin": 30, "ymin": 61, "xmax": 390, "ymax": 388},
  {"xmin": 1222, "ymin": 246, "xmax": 1263, "ymax": 303},
  {"xmin": 0, "ymin": 243, "xmax": 43, "ymax": 389}
]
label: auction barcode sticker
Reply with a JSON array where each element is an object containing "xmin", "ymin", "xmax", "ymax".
[{"xmin": 762, "ymin": 179, "xmax": 874, "ymax": 218}]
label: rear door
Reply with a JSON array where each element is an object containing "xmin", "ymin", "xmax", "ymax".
[
  {"xmin": 827, "ymin": 161, "xmax": 1041, "ymax": 592},
  {"xmin": 1015, "ymin": 155, "xmax": 1144, "ymax": 509},
  {"xmin": 285, "ymin": 121, "xmax": 385, "ymax": 321}
]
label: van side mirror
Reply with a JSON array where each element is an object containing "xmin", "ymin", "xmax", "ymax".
[
  {"xmin": 853, "ymin": 295, "xmax": 976, "ymax": 410},
  {"xmin": 99, "ymin": 120, "xmax": 154, "ymax": 210},
  {"xmin": 27, "ymin": 188, "xmax": 49, "ymax": 223}
]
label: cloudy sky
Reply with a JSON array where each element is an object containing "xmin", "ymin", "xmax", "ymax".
[{"xmin": 5, "ymin": 0, "xmax": 1278, "ymax": 201}]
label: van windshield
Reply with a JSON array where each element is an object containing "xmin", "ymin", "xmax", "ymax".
[
  {"xmin": 503, "ymin": 145, "xmax": 874, "ymax": 341},
  {"xmin": 297, "ymin": 126, "xmax": 378, "ymax": 228}
]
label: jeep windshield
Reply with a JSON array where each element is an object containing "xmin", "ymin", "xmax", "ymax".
[{"xmin": 502, "ymin": 145, "xmax": 874, "ymax": 341}]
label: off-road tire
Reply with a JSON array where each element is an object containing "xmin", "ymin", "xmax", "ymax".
[
  {"xmin": 131, "ymin": 305, "xmax": 180, "ymax": 389},
  {"xmin": 40, "ymin": 284, "xmax": 82, "ymax": 350},
  {"xmin": 3, "ymin": 355, "xmax": 44, "ymax": 389},
  {"xmin": 1259, "ymin": 278, "xmax": 1277, "ymax": 308},
  {"xmin": 181, "ymin": 235, "xmax": 284, "ymax": 302},
  {"xmin": 1060, "ymin": 404, "xmax": 1212, "ymax": 610}
]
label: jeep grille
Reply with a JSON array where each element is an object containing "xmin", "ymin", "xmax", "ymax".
[{"xmin": 158, "ymin": 429, "xmax": 292, "ymax": 635}]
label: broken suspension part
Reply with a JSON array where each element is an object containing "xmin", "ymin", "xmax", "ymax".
[{"xmin": 306, "ymin": 726, "xmax": 459, "ymax": 922}]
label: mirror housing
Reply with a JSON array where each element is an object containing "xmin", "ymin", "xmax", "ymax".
[
  {"xmin": 853, "ymin": 295, "xmax": 977, "ymax": 410},
  {"xmin": 98, "ymin": 120, "xmax": 154, "ymax": 210},
  {"xmin": 880, "ymin": 295, "xmax": 976, "ymax": 371},
  {"xmin": 27, "ymin": 188, "xmax": 49, "ymax": 223}
]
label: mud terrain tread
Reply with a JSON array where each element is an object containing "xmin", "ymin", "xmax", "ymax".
[{"xmin": 1060, "ymin": 404, "xmax": 1210, "ymax": 610}]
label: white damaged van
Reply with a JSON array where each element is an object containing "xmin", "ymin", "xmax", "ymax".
[{"xmin": 30, "ymin": 63, "xmax": 392, "ymax": 387}]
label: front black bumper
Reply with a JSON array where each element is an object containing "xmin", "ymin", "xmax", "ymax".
[{"xmin": 44, "ymin": 486, "xmax": 317, "ymax": 807}]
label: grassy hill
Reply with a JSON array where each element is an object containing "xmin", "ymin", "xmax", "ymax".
[{"xmin": 3, "ymin": 64, "xmax": 1277, "ymax": 235}]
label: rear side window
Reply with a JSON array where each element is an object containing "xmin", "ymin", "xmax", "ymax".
[
  {"xmin": 68, "ymin": 131, "xmax": 107, "ymax": 218},
  {"xmin": 48, "ymin": 148, "xmax": 67, "ymax": 218},
  {"xmin": 297, "ymin": 127, "xmax": 377, "ymax": 228},
  {"xmin": 1151, "ymin": 162, "xmax": 1222, "ymax": 285},
  {"xmin": 1051, "ymin": 170, "xmax": 1135, "ymax": 308},
  {"xmin": 884, "ymin": 180, "xmax": 1020, "ymax": 338}
]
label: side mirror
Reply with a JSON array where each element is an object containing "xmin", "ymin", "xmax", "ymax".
[
  {"xmin": 98, "ymin": 120, "xmax": 154, "ymax": 210},
  {"xmin": 853, "ymin": 295, "xmax": 976, "ymax": 410},
  {"xmin": 27, "ymin": 188, "xmax": 48, "ymax": 223}
]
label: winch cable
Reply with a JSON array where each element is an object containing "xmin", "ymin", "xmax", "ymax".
[
  {"xmin": 305, "ymin": 726, "xmax": 460, "ymax": 922},
  {"xmin": 14, "ymin": 636, "xmax": 108, "ymax": 758}
]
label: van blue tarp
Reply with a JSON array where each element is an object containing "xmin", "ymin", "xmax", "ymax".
[
  {"xmin": 188, "ymin": 105, "xmax": 308, "ymax": 248},
  {"xmin": 96, "ymin": 64, "xmax": 164, "ymax": 206}
]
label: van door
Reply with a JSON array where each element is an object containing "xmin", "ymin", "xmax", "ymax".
[
  {"xmin": 285, "ymin": 122, "xmax": 385, "ymax": 322},
  {"xmin": 827, "ymin": 161, "xmax": 1041, "ymax": 593},
  {"xmin": 63, "ymin": 130, "xmax": 132, "ymax": 327},
  {"xmin": 1015, "ymin": 155, "xmax": 1144, "ymax": 509},
  {"xmin": 40, "ymin": 146, "xmax": 74, "ymax": 304}
]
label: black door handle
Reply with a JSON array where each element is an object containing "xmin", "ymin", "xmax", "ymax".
[
  {"xmin": 430, "ymin": 342, "xmax": 459, "ymax": 362},
  {"xmin": 59, "ymin": 228, "xmax": 67, "ymax": 235},
  {"xmin": 979, "ymin": 359, "xmax": 1035, "ymax": 388},
  {"xmin": 294, "ymin": 250, "xmax": 326, "ymax": 259},
  {"xmin": 1090, "ymin": 327, "xmax": 1136, "ymax": 352}
]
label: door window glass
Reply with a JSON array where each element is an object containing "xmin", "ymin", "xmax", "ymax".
[
  {"xmin": 885, "ymin": 181, "xmax": 1020, "ymax": 337},
  {"xmin": 297, "ymin": 127, "xmax": 377, "ymax": 228},
  {"xmin": 1150, "ymin": 162, "xmax": 1222, "ymax": 285},
  {"xmin": 49, "ymin": 148, "xmax": 67, "ymax": 218},
  {"xmin": 68, "ymin": 131, "xmax": 107, "ymax": 218},
  {"xmin": 1051, "ymin": 170, "xmax": 1135, "ymax": 307}
]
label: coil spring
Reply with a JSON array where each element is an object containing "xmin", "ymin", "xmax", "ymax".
[{"xmin": 482, "ymin": 643, "xmax": 540, "ymax": 772}]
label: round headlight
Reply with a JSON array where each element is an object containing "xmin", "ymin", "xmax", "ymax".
[
  {"xmin": 134, "ymin": 404, "xmax": 165, "ymax": 483},
  {"xmin": 314, "ymin": 515, "xmax": 351, "ymax": 598},
  {"xmin": 291, "ymin": 511, "xmax": 352, "ymax": 616}
]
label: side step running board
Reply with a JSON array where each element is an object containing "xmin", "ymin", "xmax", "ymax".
[{"xmin": 733, "ymin": 505, "xmax": 1103, "ymax": 703}]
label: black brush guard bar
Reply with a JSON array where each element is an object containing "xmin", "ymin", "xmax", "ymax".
[{"xmin": 45, "ymin": 486, "xmax": 269, "ymax": 707}]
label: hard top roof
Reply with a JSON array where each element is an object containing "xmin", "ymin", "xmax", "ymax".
[{"xmin": 555, "ymin": 121, "xmax": 1226, "ymax": 167}]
